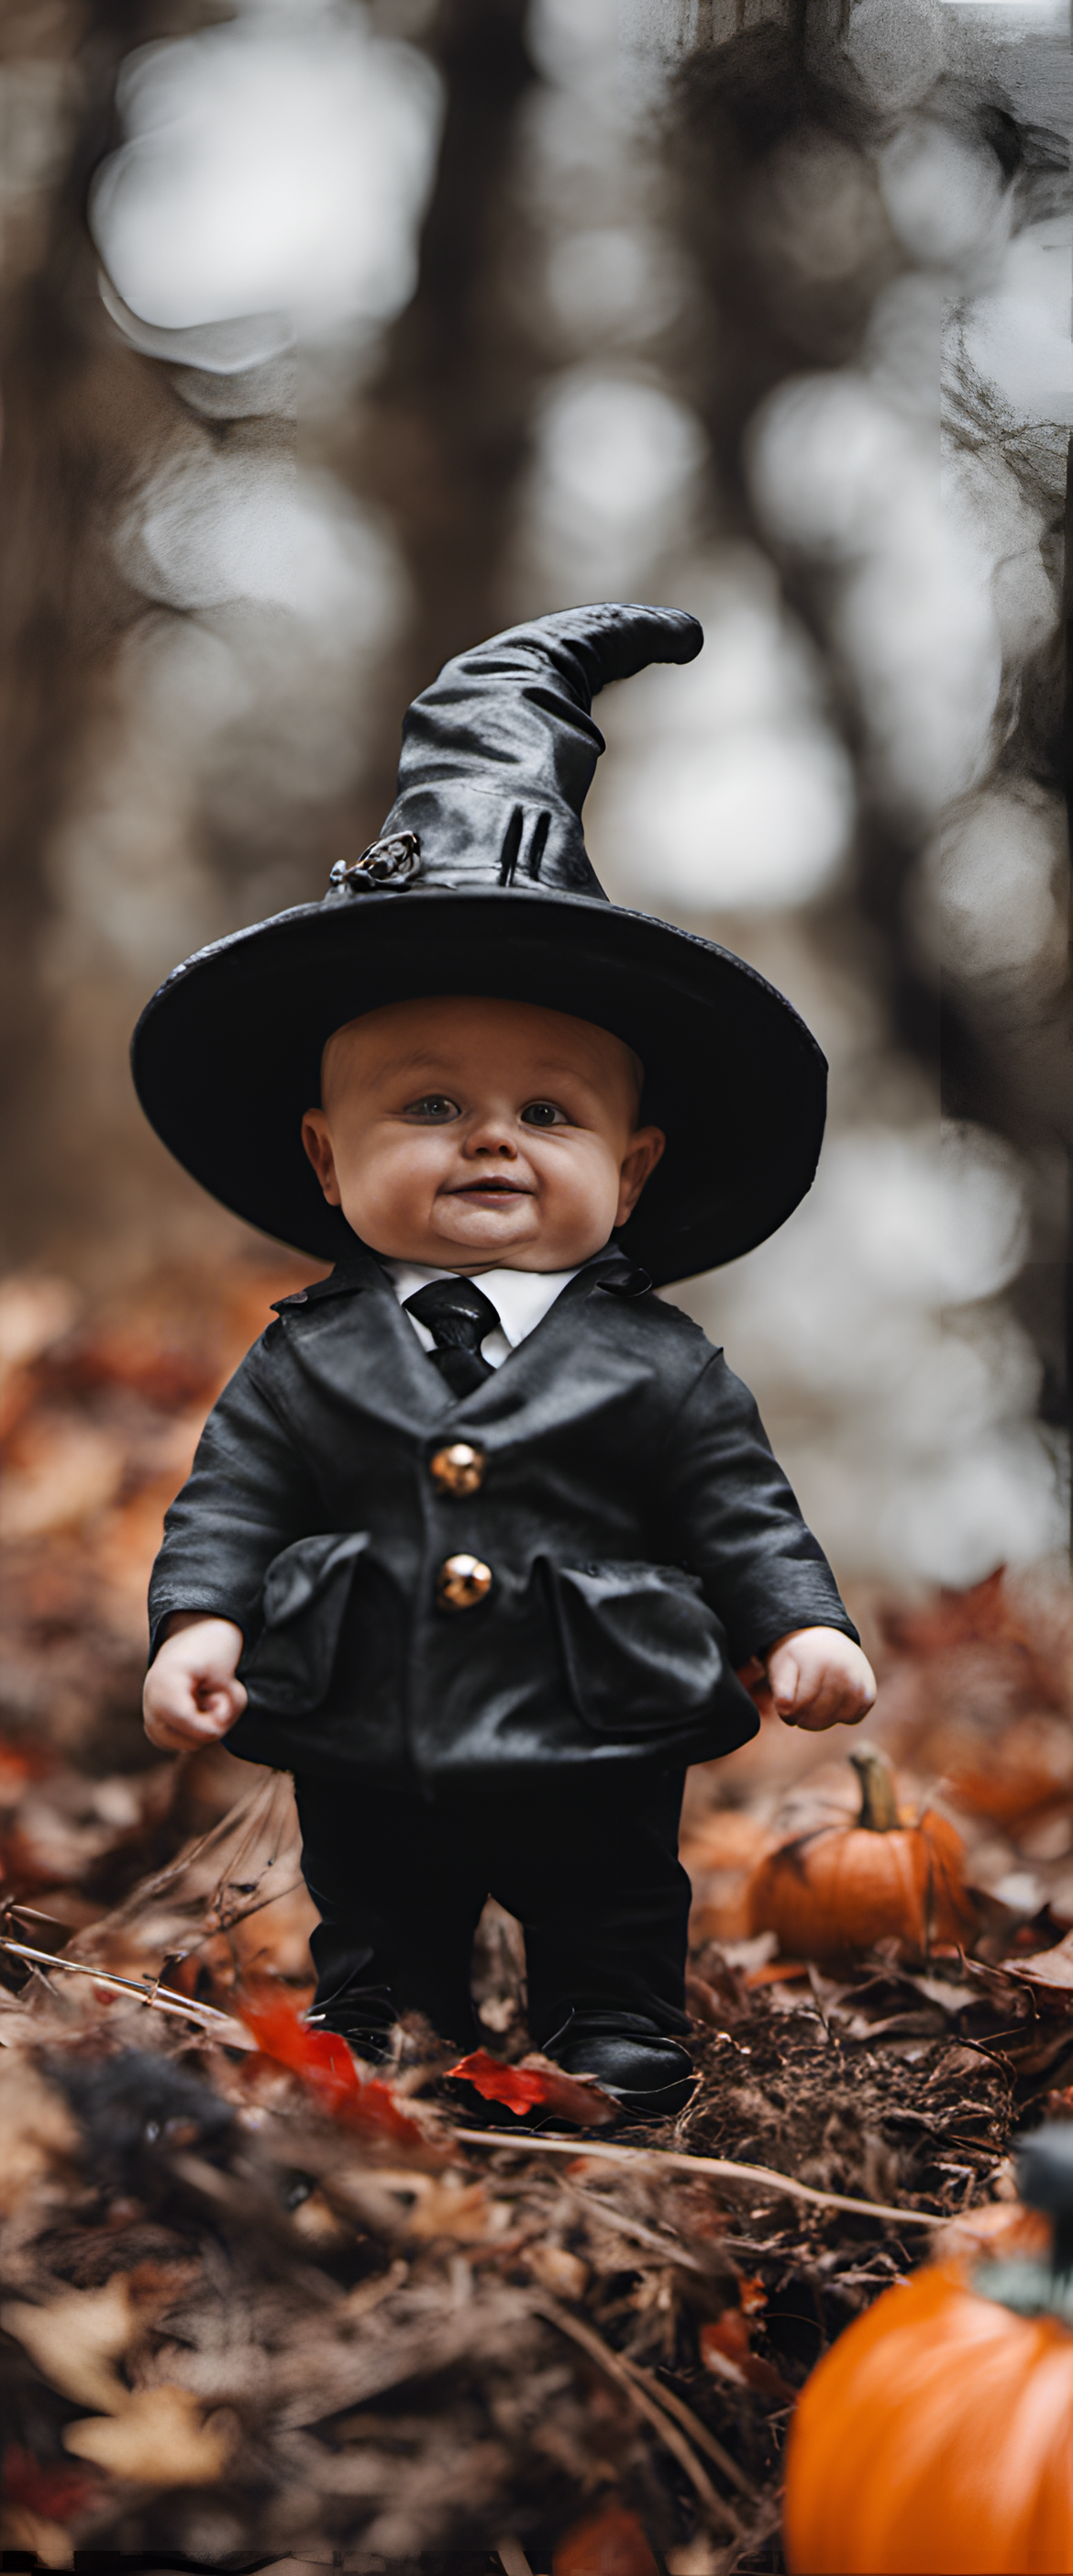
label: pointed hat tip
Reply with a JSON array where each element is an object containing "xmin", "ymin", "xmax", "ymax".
[{"xmin": 529, "ymin": 601, "xmax": 703, "ymax": 684}]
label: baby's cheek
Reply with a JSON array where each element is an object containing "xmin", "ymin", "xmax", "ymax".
[{"xmin": 345, "ymin": 1138, "xmax": 431, "ymax": 1222}]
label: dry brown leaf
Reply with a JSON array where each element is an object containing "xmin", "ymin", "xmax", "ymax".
[
  {"xmin": 403, "ymin": 2175, "xmax": 511, "ymax": 2243},
  {"xmin": 0, "ymin": 2503, "xmax": 74, "ymax": 2567},
  {"xmin": 0, "ymin": 1414, "xmax": 127, "ymax": 1540},
  {"xmin": 932, "ymin": 2200, "xmax": 1051, "ymax": 2266},
  {"xmin": 554, "ymin": 2500, "xmax": 660, "ymax": 2576},
  {"xmin": 2, "ymin": 2278, "xmax": 135, "ymax": 2411},
  {"xmin": 0, "ymin": 2058, "xmax": 79, "ymax": 2219},
  {"xmin": 69, "ymin": 1770, "xmax": 304, "ymax": 1982},
  {"xmin": 682, "ymin": 1810, "xmax": 779, "ymax": 1872},
  {"xmin": 525, "ymin": 2242, "xmax": 591, "ymax": 2300},
  {"xmin": 1008, "ymin": 1928, "xmax": 1073, "ymax": 1989},
  {"xmin": 63, "ymin": 2384, "xmax": 238, "ymax": 2484},
  {"xmin": 666, "ymin": 2543, "xmax": 724, "ymax": 2576},
  {"xmin": 289, "ymin": 2184, "xmax": 352, "ymax": 2245}
]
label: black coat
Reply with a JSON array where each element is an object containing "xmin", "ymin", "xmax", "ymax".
[{"xmin": 149, "ymin": 1244, "xmax": 857, "ymax": 1787}]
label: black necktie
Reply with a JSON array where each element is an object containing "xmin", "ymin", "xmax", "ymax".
[{"xmin": 404, "ymin": 1278, "xmax": 500, "ymax": 1396}]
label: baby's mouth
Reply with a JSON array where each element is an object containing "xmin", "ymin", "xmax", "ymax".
[{"xmin": 447, "ymin": 1179, "xmax": 530, "ymax": 1201}]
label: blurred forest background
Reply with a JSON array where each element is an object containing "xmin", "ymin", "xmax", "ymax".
[
  {"xmin": 2, "ymin": 20, "xmax": 1073, "ymax": 2563},
  {"xmin": 0, "ymin": 0, "xmax": 1071, "ymax": 1647}
]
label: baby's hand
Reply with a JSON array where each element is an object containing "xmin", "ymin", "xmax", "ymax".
[
  {"xmin": 143, "ymin": 1613, "xmax": 248, "ymax": 1753},
  {"xmin": 744, "ymin": 1627, "xmax": 876, "ymax": 1732}
]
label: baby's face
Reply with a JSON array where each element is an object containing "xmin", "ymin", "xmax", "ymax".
[{"xmin": 301, "ymin": 994, "xmax": 664, "ymax": 1273}]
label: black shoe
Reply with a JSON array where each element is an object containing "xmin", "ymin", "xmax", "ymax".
[
  {"xmin": 542, "ymin": 2010, "xmax": 696, "ymax": 2118},
  {"xmin": 304, "ymin": 2003, "xmax": 395, "ymax": 2067}
]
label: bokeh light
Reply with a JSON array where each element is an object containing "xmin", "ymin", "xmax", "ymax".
[{"xmin": 90, "ymin": 1, "xmax": 443, "ymax": 344}]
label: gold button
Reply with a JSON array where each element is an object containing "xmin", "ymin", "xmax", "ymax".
[
  {"xmin": 429, "ymin": 1441, "xmax": 486, "ymax": 1497},
  {"xmin": 437, "ymin": 1553, "xmax": 492, "ymax": 1612}
]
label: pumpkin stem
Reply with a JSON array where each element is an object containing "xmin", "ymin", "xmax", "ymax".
[
  {"xmin": 1018, "ymin": 2124, "xmax": 1073, "ymax": 2279},
  {"xmin": 849, "ymin": 1747, "xmax": 901, "ymax": 1833}
]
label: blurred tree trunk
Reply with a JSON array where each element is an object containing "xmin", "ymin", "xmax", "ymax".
[
  {"xmin": 349, "ymin": 0, "xmax": 541, "ymax": 839},
  {"xmin": 0, "ymin": 2, "xmax": 209, "ymax": 1268},
  {"xmin": 0, "ymin": 0, "xmax": 544, "ymax": 1271}
]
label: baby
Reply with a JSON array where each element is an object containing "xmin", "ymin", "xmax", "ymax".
[{"xmin": 137, "ymin": 604, "xmax": 874, "ymax": 2117}]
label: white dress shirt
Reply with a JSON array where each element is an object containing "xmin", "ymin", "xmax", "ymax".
[{"xmin": 381, "ymin": 1259, "xmax": 582, "ymax": 1368}]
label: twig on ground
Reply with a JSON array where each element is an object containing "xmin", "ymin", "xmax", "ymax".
[
  {"xmin": 620, "ymin": 2354, "xmax": 757, "ymax": 2500},
  {"xmin": 0, "ymin": 1936, "xmax": 254, "ymax": 2042},
  {"xmin": 567, "ymin": 2187, "xmax": 709, "ymax": 2272},
  {"xmin": 529, "ymin": 2292, "xmax": 745, "ymax": 2535},
  {"xmin": 454, "ymin": 2128, "xmax": 939, "ymax": 2226},
  {"xmin": 497, "ymin": 2542, "xmax": 535, "ymax": 2576}
]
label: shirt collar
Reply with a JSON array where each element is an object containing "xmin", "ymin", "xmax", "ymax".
[{"xmin": 380, "ymin": 1258, "xmax": 582, "ymax": 1348}]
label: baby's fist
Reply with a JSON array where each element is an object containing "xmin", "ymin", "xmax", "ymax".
[
  {"xmin": 764, "ymin": 1627, "xmax": 876, "ymax": 1732},
  {"xmin": 144, "ymin": 1613, "xmax": 247, "ymax": 1752}
]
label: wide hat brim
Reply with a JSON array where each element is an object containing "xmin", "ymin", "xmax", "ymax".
[{"xmin": 131, "ymin": 886, "xmax": 826, "ymax": 1287}]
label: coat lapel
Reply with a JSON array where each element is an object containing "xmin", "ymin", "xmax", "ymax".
[
  {"xmin": 286, "ymin": 1244, "xmax": 459, "ymax": 1429},
  {"xmin": 438, "ymin": 1249, "xmax": 644, "ymax": 1425},
  {"xmin": 289, "ymin": 1240, "xmax": 645, "ymax": 1434}
]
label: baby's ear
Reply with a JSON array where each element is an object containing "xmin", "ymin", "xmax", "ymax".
[
  {"xmin": 301, "ymin": 1109, "xmax": 340, "ymax": 1204},
  {"xmin": 615, "ymin": 1126, "xmax": 665, "ymax": 1226}
]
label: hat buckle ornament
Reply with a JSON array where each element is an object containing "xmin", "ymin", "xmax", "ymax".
[{"xmin": 329, "ymin": 832, "xmax": 422, "ymax": 894}]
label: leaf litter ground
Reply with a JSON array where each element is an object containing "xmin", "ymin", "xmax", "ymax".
[{"xmin": 2, "ymin": 1261, "xmax": 1073, "ymax": 2571}]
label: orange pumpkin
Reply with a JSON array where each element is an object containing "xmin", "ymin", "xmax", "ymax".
[
  {"xmin": 747, "ymin": 1747, "xmax": 975, "ymax": 1956},
  {"xmin": 783, "ymin": 2125, "xmax": 1073, "ymax": 2574}
]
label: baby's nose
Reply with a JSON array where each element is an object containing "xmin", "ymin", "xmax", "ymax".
[{"xmin": 466, "ymin": 1121, "xmax": 516, "ymax": 1157}]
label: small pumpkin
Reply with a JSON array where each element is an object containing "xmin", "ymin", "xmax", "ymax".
[
  {"xmin": 747, "ymin": 1746, "xmax": 975, "ymax": 1957},
  {"xmin": 783, "ymin": 2124, "xmax": 1073, "ymax": 2575}
]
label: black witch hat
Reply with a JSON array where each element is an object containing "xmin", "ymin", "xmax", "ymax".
[{"xmin": 132, "ymin": 603, "xmax": 826, "ymax": 1287}]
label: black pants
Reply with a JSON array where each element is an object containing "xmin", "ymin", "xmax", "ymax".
[{"xmin": 294, "ymin": 1766, "xmax": 691, "ymax": 2049}]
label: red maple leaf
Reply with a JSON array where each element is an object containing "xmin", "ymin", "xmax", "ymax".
[
  {"xmin": 447, "ymin": 2048, "xmax": 619, "ymax": 2126},
  {"xmin": 2, "ymin": 2444, "xmax": 102, "ymax": 2522},
  {"xmin": 237, "ymin": 1989, "xmax": 430, "ymax": 2148}
]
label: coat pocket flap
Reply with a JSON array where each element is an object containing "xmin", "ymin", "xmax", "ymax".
[
  {"xmin": 262, "ymin": 1529, "xmax": 371, "ymax": 1628},
  {"xmin": 247, "ymin": 1530, "xmax": 371, "ymax": 1714},
  {"xmin": 542, "ymin": 1558, "xmax": 727, "ymax": 1740}
]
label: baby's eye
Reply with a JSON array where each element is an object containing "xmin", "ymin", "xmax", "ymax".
[
  {"xmin": 520, "ymin": 1100, "xmax": 567, "ymax": 1127},
  {"xmin": 404, "ymin": 1094, "xmax": 459, "ymax": 1122}
]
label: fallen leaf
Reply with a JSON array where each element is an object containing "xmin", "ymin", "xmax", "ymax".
[
  {"xmin": 1, "ymin": 2445, "xmax": 101, "ymax": 2526},
  {"xmin": 238, "ymin": 1987, "xmax": 433, "ymax": 2146},
  {"xmin": 69, "ymin": 1769, "xmax": 304, "ymax": 1982},
  {"xmin": 941, "ymin": 1714, "xmax": 1073, "ymax": 1828},
  {"xmin": 700, "ymin": 2312, "xmax": 795, "ymax": 2405},
  {"xmin": 448, "ymin": 2049, "xmax": 619, "ymax": 2126},
  {"xmin": 0, "ymin": 2058, "xmax": 79, "ymax": 2220},
  {"xmin": 0, "ymin": 1272, "xmax": 81, "ymax": 1372},
  {"xmin": 682, "ymin": 1810, "xmax": 778, "ymax": 1873},
  {"xmin": 666, "ymin": 2543, "xmax": 724, "ymax": 2576},
  {"xmin": 63, "ymin": 2384, "xmax": 237, "ymax": 2485},
  {"xmin": 554, "ymin": 2503, "xmax": 660, "ymax": 2576},
  {"xmin": 289, "ymin": 2185, "xmax": 351, "ymax": 2246},
  {"xmin": 1, "ymin": 2279, "xmax": 135, "ymax": 2412},
  {"xmin": 1007, "ymin": 1928, "xmax": 1073, "ymax": 1990},
  {"xmin": 403, "ymin": 2176, "xmax": 509, "ymax": 2243},
  {"xmin": 0, "ymin": 2502, "xmax": 74, "ymax": 2566},
  {"xmin": 238, "ymin": 1990, "xmax": 361, "ymax": 2111},
  {"xmin": 525, "ymin": 2242, "xmax": 590, "ymax": 2300},
  {"xmin": 0, "ymin": 1414, "xmax": 126, "ymax": 1539},
  {"xmin": 932, "ymin": 2200, "xmax": 1051, "ymax": 2266}
]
